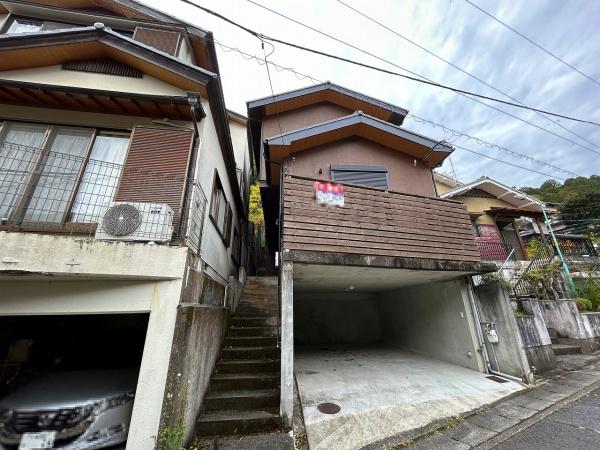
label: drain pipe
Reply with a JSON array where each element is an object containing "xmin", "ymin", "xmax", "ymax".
[{"xmin": 467, "ymin": 279, "xmax": 526, "ymax": 385}]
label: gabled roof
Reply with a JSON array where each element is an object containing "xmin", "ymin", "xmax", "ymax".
[
  {"xmin": 247, "ymin": 82, "xmax": 408, "ymax": 125},
  {"xmin": 0, "ymin": 25, "xmax": 244, "ymax": 214},
  {"xmin": 433, "ymin": 172, "xmax": 462, "ymax": 189},
  {"xmin": 440, "ymin": 177, "xmax": 543, "ymax": 210}
]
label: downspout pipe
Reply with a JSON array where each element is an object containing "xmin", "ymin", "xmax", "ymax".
[{"xmin": 467, "ymin": 278, "xmax": 527, "ymax": 385}]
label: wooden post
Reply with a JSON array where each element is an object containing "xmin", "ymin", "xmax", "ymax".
[{"xmin": 279, "ymin": 258, "xmax": 294, "ymax": 429}]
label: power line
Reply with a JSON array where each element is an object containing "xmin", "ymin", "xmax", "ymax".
[
  {"xmin": 211, "ymin": 37, "xmax": 571, "ymax": 181},
  {"xmin": 177, "ymin": 0, "xmax": 600, "ymax": 134},
  {"xmin": 463, "ymin": 0, "xmax": 600, "ymax": 89},
  {"xmin": 245, "ymin": 0, "xmax": 600, "ymax": 156},
  {"xmin": 335, "ymin": 0, "xmax": 600, "ymax": 153}
]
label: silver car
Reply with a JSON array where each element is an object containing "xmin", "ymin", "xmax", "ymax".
[{"xmin": 0, "ymin": 369, "xmax": 137, "ymax": 450}]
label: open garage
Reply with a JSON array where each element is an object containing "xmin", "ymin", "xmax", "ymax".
[
  {"xmin": 292, "ymin": 264, "xmax": 524, "ymax": 450},
  {"xmin": 0, "ymin": 313, "xmax": 148, "ymax": 450}
]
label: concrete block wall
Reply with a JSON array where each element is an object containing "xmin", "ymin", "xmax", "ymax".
[{"xmin": 515, "ymin": 299, "xmax": 556, "ymax": 374}]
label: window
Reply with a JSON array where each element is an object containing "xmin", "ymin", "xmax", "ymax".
[
  {"xmin": 0, "ymin": 121, "xmax": 130, "ymax": 226},
  {"xmin": 331, "ymin": 164, "xmax": 389, "ymax": 189},
  {"xmin": 231, "ymin": 227, "xmax": 241, "ymax": 265},
  {"xmin": 210, "ymin": 171, "xmax": 232, "ymax": 245}
]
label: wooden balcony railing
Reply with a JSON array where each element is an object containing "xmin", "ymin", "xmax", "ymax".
[{"xmin": 282, "ymin": 175, "xmax": 481, "ymax": 262}]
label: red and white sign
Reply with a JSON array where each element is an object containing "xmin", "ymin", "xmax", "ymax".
[{"xmin": 315, "ymin": 182, "xmax": 344, "ymax": 207}]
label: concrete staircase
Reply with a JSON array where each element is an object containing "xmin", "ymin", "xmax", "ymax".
[
  {"xmin": 547, "ymin": 327, "xmax": 583, "ymax": 355},
  {"xmin": 195, "ymin": 277, "xmax": 282, "ymax": 440}
]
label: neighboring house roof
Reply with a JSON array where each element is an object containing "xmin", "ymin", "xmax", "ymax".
[
  {"xmin": 0, "ymin": 0, "xmax": 220, "ymax": 72},
  {"xmin": 248, "ymin": 81, "xmax": 408, "ymax": 125},
  {"xmin": 264, "ymin": 111, "xmax": 453, "ymax": 167},
  {"xmin": 440, "ymin": 177, "xmax": 547, "ymax": 212},
  {"xmin": 0, "ymin": 25, "xmax": 244, "ymax": 213},
  {"xmin": 433, "ymin": 172, "xmax": 462, "ymax": 189}
]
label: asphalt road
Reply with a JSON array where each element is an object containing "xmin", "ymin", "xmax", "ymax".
[{"xmin": 493, "ymin": 387, "xmax": 600, "ymax": 450}]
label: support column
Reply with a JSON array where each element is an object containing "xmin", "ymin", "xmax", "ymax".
[{"xmin": 280, "ymin": 259, "xmax": 294, "ymax": 429}]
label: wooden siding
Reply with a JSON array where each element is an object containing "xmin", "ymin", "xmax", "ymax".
[
  {"xmin": 283, "ymin": 175, "xmax": 482, "ymax": 262},
  {"xmin": 115, "ymin": 126, "xmax": 194, "ymax": 229}
]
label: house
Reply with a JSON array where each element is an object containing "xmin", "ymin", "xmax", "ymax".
[
  {"xmin": 247, "ymin": 83, "xmax": 533, "ymax": 449},
  {"xmin": 0, "ymin": 1, "xmax": 251, "ymax": 449}
]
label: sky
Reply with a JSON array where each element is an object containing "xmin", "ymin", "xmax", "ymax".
[{"xmin": 141, "ymin": 0, "xmax": 600, "ymax": 188}]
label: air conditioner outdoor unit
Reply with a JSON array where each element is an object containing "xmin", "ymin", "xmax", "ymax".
[{"xmin": 95, "ymin": 202, "xmax": 174, "ymax": 242}]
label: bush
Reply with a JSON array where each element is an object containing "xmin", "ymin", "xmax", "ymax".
[
  {"xmin": 479, "ymin": 273, "xmax": 511, "ymax": 291},
  {"xmin": 576, "ymin": 267, "xmax": 600, "ymax": 311},
  {"xmin": 156, "ymin": 425, "xmax": 185, "ymax": 450},
  {"xmin": 575, "ymin": 297, "xmax": 593, "ymax": 312}
]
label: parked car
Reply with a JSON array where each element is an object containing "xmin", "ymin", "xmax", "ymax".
[{"xmin": 0, "ymin": 369, "xmax": 136, "ymax": 449}]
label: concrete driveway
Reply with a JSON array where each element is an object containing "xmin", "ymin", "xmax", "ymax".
[{"xmin": 295, "ymin": 345, "xmax": 523, "ymax": 450}]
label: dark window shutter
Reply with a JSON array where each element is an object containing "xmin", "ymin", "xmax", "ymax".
[
  {"xmin": 115, "ymin": 126, "xmax": 194, "ymax": 229},
  {"xmin": 133, "ymin": 27, "xmax": 181, "ymax": 56},
  {"xmin": 331, "ymin": 164, "xmax": 389, "ymax": 189}
]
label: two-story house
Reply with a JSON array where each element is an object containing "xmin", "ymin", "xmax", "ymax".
[
  {"xmin": 246, "ymin": 83, "xmax": 532, "ymax": 449},
  {"xmin": 0, "ymin": 1, "xmax": 251, "ymax": 449}
]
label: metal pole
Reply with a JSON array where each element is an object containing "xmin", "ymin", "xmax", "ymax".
[{"xmin": 538, "ymin": 201, "xmax": 577, "ymax": 296}]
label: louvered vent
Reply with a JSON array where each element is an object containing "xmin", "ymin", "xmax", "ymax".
[
  {"xmin": 331, "ymin": 164, "xmax": 389, "ymax": 189},
  {"xmin": 133, "ymin": 26, "xmax": 181, "ymax": 56},
  {"xmin": 62, "ymin": 58, "xmax": 143, "ymax": 78},
  {"xmin": 115, "ymin": 127, "xmax": 194, "ymax": 230}
]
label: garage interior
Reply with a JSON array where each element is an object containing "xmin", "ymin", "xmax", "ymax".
[
  {"xmin": 293, "ymin": 264, "xmax": 523, "ymax": 450},
  {"xmin": 0, "ymin": 313, "xmax": 149, "ymax": 449}
]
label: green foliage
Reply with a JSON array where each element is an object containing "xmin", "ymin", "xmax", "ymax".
[
  {"xmin": 575, "ymin": 297, "xmax": 593, "ymax": 312},
  {"xmin": 576, "ymin": 267, "xmax": 600, "ymax": 311},
  {"xmin": 156, "ymin": 425, "xmax": 185, "ymax": 450},
  {"xmin": 524, "ymin": 239, "xmax": 544, "ymax": 260},
  {"xmin": 522, "ymin": 263, "xmax": 561, "ymax": 299},
  {"xmin": 248, "ymin": 182, "xmax": 264, "ymax": 225},
  {"xmin": 513, "ymin": 310, "xmax": 528, "ymax": 318},
  {"xmin": 479, "ymin": 273, "xmax": 511, "ymax": 291}
]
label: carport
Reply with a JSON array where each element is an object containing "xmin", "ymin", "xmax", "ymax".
[{"xmin": 290, "ymin": 263, "xmax": 524, "ymax": 450}]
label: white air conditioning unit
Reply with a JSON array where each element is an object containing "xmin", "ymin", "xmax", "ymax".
[{"xmin": 95, "ymin": 202, "xmax": 174, "ymax": 242}]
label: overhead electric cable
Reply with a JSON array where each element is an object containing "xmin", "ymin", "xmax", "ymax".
[
  {"xmin": 462, "ymin": 0, "xmax": 600, "ymax": 89},
  {"xmin": 177, "ymin": 0, "xmax": 600, "ymax": 137},
  {"xmin": 212, "ymin": 39, "xmax": 572, "ymax": 181},
  {"xmin": 336, "ymin": 0, "xmax": 600, "ymax": 152}
]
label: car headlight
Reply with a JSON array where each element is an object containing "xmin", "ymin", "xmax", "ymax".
[{"xmin": 93, "ymin": 392, "xmax": 134, "ymax": 414}]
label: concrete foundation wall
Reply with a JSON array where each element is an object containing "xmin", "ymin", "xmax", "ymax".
[
  {"xmin": 159, "ymin": 304, "xmax": 229, "ymax": 447},
  {"xmin": 533, "ymin": 300, "xmax": 600, "ymax": 353},
  {"xmin": 379, "ymin": 279, "xmax": 483, "ymax": 372},
  {"xmin": 473, "ymin": 284, "xmax": 534, "ymax": 381},
  {"xmin": 294, "ymin": 292, "xmax": 381, "ymax": 345}
]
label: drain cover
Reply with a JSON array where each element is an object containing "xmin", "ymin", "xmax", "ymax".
[
  {"xmin": 317, "ymin": 402, "xmax": 341, "ymax": 414},
  {"xmin": 486, "ymin": 375, "xmax": 510, "ymax": 383}
]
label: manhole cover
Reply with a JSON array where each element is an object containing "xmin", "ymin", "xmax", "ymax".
[
  {"xmin": 486, "ymin": 375, "xmax": 509, "ymax": 383},
  {"xmin": 317, "ymin": 402, "xmax": 341, "ymax": 414}
]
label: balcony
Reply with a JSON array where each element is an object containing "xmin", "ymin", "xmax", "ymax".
[
  {"xmin": 0, "ymin": 141, "xmax": 206, "ymax": 251},
  {"xmin": 282, "ymin": 175, "xmax": 482, "ymax": 264},
  {"xmin": 476, "ymin": 241, "xmax": 514, "ymax": 261}
]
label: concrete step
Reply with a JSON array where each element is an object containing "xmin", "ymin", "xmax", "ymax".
[
  {"xmin": 203, "ymin": 389, "xmax": 280, "ymax": 411},
  {"xmin": 225, "ymin": 336, "xmax": 278, "ymax": 347},
  {"xmin": 229, "ymin": 326, "xmax": 277, "ymax": 337},
  {"xmin": 222, "ymin": 346, "xmax": 280, "ymax": 360},
  {"xmin": 552, "ymin": 343, "xmax": 583, "ymax": 355},
  {"xmin": 216, "ymin": 359, "xmax": 280, "ymax": 374},
  {"xmin": 211, "ymin": 372, "xmax": 280, "ymax": 391},
  {"xmin": 232, "ymin": 316, "xmax": 275, "ymax": 327},
  {"xmin": 195, "ymin": 409, "xmax": 280, "ymax": 436}
]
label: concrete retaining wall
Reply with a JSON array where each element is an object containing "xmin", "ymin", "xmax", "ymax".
[
  {"xmin": 473, "ymin": 284, "xmax": 534, "ymax": 381},
  {"xmin": 533, "ymin": 300, "xmax": 600, "ymax": 353},
  {"xmin": 159, "ymin": 303, "xmax": 229, "ymax": 447}
]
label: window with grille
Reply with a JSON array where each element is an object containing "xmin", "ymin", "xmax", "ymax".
[
  {"xmin": 330, "ymin": 164, "xmax": 389, "ymax": 189},
  {"xmin": 210, "ymin": 171, "xmax": 232, "ymax": 245}
]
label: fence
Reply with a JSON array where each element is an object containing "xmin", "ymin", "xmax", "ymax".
[
  {"xmin": 0, "ymin": 141, "xmax": 207, "ymax": 250},
  {"xmin": 476, "ymin": 241, "xmax": 514, "ymax": 261}
]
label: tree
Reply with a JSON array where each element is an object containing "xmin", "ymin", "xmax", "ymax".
[{"xmin": 248, "ymin": 182, "xmax": 264, "ymax": 225}]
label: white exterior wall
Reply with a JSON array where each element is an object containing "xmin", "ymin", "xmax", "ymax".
[
  {"xmin": 0, "ymin": 13, "xmax": 7, "ymax": 29},
  {"xmin": 196, "ymin": 98, "xmax": 243, "ymax": 282},
  {"xmin": 177, "ymin": 36, "xmax": 196, "ymax": 65},
  {"xmin": 0, "ymin": 65, "xmax": 186, "ymax": 96}
]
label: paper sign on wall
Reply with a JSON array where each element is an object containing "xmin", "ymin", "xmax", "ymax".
[{"xmin": 315, "ymin": 182, "xmax": 344, "ymax": 207}]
